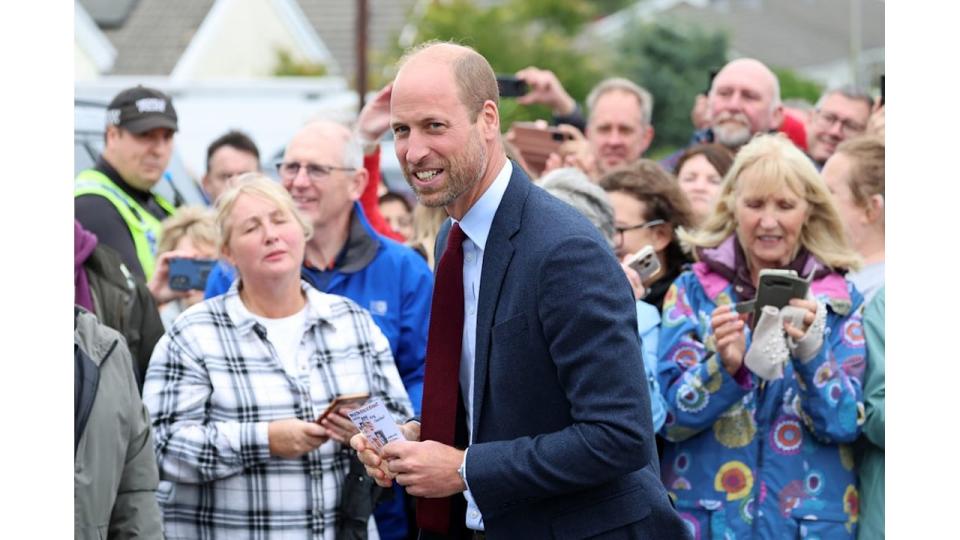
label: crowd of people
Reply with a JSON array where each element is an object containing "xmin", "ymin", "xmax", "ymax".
[{"xmin": 74, "ymin": 38, "xmax": 885, "ymax": 540}]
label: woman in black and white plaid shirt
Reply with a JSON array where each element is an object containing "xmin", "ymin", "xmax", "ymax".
[{"xmin": 143, "ymin": 174, "xmax": 413, "ymax": 539}]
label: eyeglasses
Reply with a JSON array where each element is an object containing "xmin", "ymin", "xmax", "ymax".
[
  {"xmin": 614, "ymin": 219, "xmax": 665, "ymax": 246},
  {"xmin": 813, "ymin": 111, "xmax": 866, "ymax": 137},
  {"xmin": 276, "ymin": 161, "xmax": 355, "ymax": 182}
]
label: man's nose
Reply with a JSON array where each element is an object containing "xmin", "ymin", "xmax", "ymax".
[
  {"xmin": 403, "ymin": 132, "xmax": 429, "ymax": 164},
  {"xmin": 290, "ymin": 165, "xmax": 312, "ymax": 187},
  {"xmin": 827, "ymin": 120, "xmax": 845, "ymax": 137}
]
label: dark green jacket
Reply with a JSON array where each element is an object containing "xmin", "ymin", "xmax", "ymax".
[
  {"xmin": 84, "ymin": 244, "xmax": 164, "ymax": 390},
  {"xmin": 75, "ymin": 307, "xmax": 163, "ymax": 539}
]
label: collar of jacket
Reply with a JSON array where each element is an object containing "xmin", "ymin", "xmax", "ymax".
[{"xmin": 692, "ymin": 235, "xmax": 853, "ymax": 315}]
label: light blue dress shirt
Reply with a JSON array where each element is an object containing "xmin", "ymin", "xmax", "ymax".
[
  {"xmin": 635, "ymin": 299, "xmax": 667, "ymax": 432},
  {"xmin": 452, "ymin": 160, "xmax": 512, "ymax": 531}
]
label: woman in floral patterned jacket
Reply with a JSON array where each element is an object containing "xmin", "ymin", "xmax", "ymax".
[{"xmin": 657, "ymin": 135, "xmax": 866, "ymax": 539}]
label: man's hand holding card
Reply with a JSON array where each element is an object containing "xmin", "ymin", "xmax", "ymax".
[{"xmin": 348, "ymin": 399, "xmax": 416, "ymax": 488}]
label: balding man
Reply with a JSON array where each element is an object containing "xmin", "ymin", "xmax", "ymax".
[
  {"xmin": 662, "ymin": 58, "xmax": 784, "ymax": 171},
  {"xmin": 351, "ymin": 42, "xmax": 688, "ymax": 539}
]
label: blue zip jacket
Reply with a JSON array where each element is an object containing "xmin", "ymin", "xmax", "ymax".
[
  {"xmin": 657, "ymin": 260, "xmax": 866, "ymax": 539},
  {"xmin": 204, "ymin": 203, "xmax": 432, "ymax": 415}
]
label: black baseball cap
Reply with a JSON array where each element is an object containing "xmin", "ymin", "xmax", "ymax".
[{"xmin": 106, "ymin": 86, "xmax": 178, "ymax": 134}]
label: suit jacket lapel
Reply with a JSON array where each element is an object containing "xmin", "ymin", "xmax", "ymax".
[{"xmin": 472, "ymin": 166, "xmax": 530, "ymax": 437}]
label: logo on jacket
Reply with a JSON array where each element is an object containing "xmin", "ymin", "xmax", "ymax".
[{"xmin": 369, "ymin": 300, "xmax": 388, "ymax": 316}]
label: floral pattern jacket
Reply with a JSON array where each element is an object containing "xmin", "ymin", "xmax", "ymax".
[{"xmin": 657, "ymin": 256, "xmax": 866, "ymax": 539}]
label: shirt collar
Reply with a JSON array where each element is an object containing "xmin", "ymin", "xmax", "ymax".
[{"xmin": 457, "ymin": 160, "xmax": 512, "ymax": 251}]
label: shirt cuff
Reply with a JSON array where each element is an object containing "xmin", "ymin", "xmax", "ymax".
[
  {"xmin": 241, "ymin": 421, "xmax": 273, "ymax": 465},
  {"xmin": 460, "ymin": 447, "xmax": 471, "ymax": 492}
]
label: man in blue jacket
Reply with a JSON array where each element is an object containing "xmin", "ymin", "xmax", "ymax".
[{"xmin": 204, "ymin": 120, "xmax": 433, "ymax": 539}]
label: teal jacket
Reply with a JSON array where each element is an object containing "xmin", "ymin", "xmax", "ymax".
[{"xmin": 858, "ymin": 288, "xmax": 885, "ymax": 539}]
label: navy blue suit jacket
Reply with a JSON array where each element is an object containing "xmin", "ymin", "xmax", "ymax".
[{"xmin": 434, "ymin": 164, "xmax": 689, "ymax": 539}]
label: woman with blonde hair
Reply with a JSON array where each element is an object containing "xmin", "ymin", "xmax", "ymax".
[
  {"xmin": 143, "ymin": 173, "xmax": 412, "ymax": 539},
  {"xmin": 406, "ymin": 204, "xmax": 448, "ymax": 270},
  {"xmin": 152, "ymin": 206, "xmax": 219, "ymax": 328},
  {"xmin": 821, "ymin": 136, "xmax": 884, "ymax": 303},
  {"xmin": 658, "ymin": 134, "xmax": 867, "ymax": 538}
]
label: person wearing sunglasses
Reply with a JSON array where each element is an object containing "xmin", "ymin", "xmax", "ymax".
[{"xmin": 599, "ymin": 160, "xmax": 695, "ymax": 311}]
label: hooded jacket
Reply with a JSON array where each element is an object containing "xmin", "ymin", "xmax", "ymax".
[
  {"xmin": 75, "ymin": 307, "xmax": 163, "ymax": 539},
  {"xmin": 77, "ymin": 221, "xmax": 164, "ymax": 389},
  {"xmin": 656, "ymin": 237, "xmax": 866, "ymax": 539}
]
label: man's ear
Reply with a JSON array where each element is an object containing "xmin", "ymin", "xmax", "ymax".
[
  {"xmin": 770, "ymin": 104, "xmax": 784, "ymax": 132},
  {"xmin": 105, "ymin": 125, "xmax": 121, "ymax": 146},
  {"xmin": 639, "ymin": 124, "xmax": 655, "ymax": 156},
  {"xmin": 479, "ymin": 100, "xmax": 500, "ymax": 141},
  {"xmin": 349, "ymin": 167, "xmax": 369, "ymax": 201}
]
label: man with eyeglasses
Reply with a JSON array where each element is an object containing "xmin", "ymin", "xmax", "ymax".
[
  {"xmin": 806, "ymin": 86, "xmax": 874, "ymax": 169},
  {"xmin": 203, "ymin": 119, "xmax": 433, "ymax": 540},
  {"xmin": 200, "ymin": 129, "xmax": 261, "ymax": 203}
]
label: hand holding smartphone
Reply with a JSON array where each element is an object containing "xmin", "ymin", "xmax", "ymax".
[
  {"xmin": 168, "ymin": 258, "xmax": 217, "ymax": 291},
  {"xmin": 734, "ymin": 269, "xmax": 812, "ymax": 329},
  {"xmin": 315, "ymin": 393, "xmax": 370, "ymax": 424},
  {"xmin": 509, "ymin": 121, "xmax": 575, "ymax": 176},
  {"xmin": 496, "ymin": 75, "xmax": 529, "ymax": 98},
  {"xmin": 624, "ymin": 245, "xmax": 663, "ymax": 286}
]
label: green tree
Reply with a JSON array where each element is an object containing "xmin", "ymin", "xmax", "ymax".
[
  {"xmin": 382, "ymin": 0, "xmax": 612, "ymax": 130},
  {"xmin": 611, "ymin": 17, "xmax": 729, "ymax": 153},
  {"xmin": 273, "ymin": 48, "xmax": 328, "ymax": 77},
  {"xmin": 772, "ymin": 67, "xmax": 823, "ymax": 104}
]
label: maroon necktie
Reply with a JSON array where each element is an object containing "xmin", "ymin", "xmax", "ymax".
[{"xmin": 417, "ymin": 223, "xmax": 467, "ymax": 534}]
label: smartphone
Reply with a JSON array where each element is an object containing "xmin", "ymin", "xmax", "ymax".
[
  {"xmin": 168, "ymin": 258, "xmax": 217, "ymax": 291},
  {"xmin": 315, "ymin": 392, "xmax": 370, "ymax": 423},
  {"xmin": 737, "ymin": 269, "xmax": 811, "ymax": 329},
  {"xmin": 497, "ymin": 75, "xmax": 529, "ymax": 98},
  {"xmin": 624, "ymin": 245, "xmax": 662, "ymax": 286},
  {"xmin": 509, "ymin": 121, "xmax": 574, "ymax": 176}
]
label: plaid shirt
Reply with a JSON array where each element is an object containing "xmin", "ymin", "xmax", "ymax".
[{"xmin": 143, "ymin": 281, "xmax": 413, "ymax": 539}]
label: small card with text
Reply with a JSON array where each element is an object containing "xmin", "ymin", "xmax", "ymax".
[{"xmin": 347, "ymin": 399, "xmax": 404, "ymax": 451}]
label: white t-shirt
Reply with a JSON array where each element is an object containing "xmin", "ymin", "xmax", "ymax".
[{"xmin": 250, "ymin": 307, "xmax": 309, "ymax": 378}]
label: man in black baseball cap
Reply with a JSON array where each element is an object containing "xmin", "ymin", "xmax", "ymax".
[
  {"xmin": 105, "ymin": 85, "xmax": 179, "ymax": 134},
  {"xmin": 75, "ymin": 85, "xmax": 182, "ymax": 291}
]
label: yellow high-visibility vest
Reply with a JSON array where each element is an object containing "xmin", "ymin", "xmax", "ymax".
[{"xmin": 74, "ymin": 169, "xmax": 175, "ymax": 280}]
